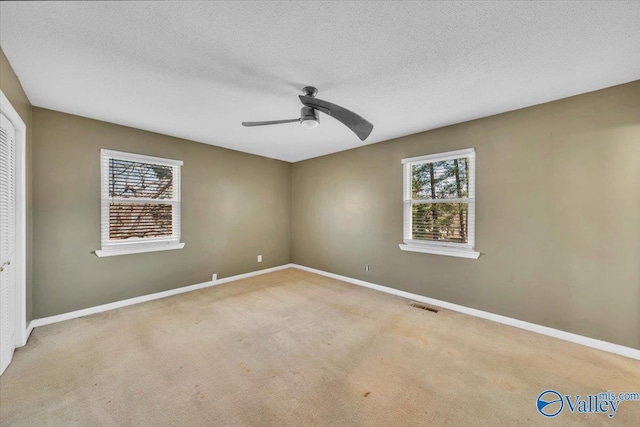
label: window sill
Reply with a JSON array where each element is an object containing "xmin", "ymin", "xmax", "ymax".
[
  {"xmin": 398, "ymin": 244, "xmax": 480, "ymax": 259},
  {"xmin": 95, "ymin": 242, "xmax": 185, "ymax": 257}
]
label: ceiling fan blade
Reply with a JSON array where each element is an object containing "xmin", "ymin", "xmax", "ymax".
[
  {"xmin": 242, "ymin": 118, "xmax": 300, "ymax": 127},
  {"xmin": 299, "ymin": 95, "xmax": 373, "ymax": 141}
]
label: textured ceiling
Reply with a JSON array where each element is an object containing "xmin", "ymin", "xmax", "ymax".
[{"xmin": 1, "ymin": 1, "xmax": 639, "ymax": 162}]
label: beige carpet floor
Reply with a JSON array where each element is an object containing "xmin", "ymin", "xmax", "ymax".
[{"xmin": 1, "ymin": 268, "xmax": 638, "ymax": 426}]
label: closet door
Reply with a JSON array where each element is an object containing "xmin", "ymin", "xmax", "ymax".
[{"xmin": 0, "ymin": 112, "xmax": 17, "ymax": 375}]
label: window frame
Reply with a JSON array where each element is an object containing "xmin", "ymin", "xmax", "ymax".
[
  {"xmin": 95, "ymin": 149, "xmax": 185, "ymax": 257},
  {"xmin": 399, "ymin": 148, "xmax": 479, "ymax": 259}
]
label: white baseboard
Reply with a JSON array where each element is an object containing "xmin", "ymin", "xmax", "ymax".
[
  {"xmin": 22, "ymin": 322, "xmax": 34, "ymax": 346},
  {"xmin": 291, "ymin": 264, "xmax": 640, "ymax": 361},
  {"xmin": 30, "ymin": 264, "xmax": 294, "ymax": 329},
  {"xmin": 25, "ymin": 262, "xmax": 640, "ymax": 361},
  {"xmin": 15, "ymin": 320, "xmax": 34, "ymax": 348}
]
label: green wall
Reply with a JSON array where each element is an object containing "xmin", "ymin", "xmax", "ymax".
[
  {"xmin": 4, "ymin": 45, "xmax": 639, "ymax": 349},
  {"xmin": 292, "ymin": 81, "xmax": 640, "ymax": 349},
  {"xmin": 31, "ymin": 108, "xmax": 291, "ymax": 318}
]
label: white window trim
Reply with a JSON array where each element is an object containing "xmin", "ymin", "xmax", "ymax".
[
  {"xmin": 95, "ymin": 149, "xmax": 185, "ymax": 257},
  {"xmin": 400, "ymin": 148, "xmax": 480, "ymax": 259}
]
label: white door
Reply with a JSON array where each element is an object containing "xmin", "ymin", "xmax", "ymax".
[{"xmin": 0, "ymin": 112, "xmax": 16, "ymax": 375}]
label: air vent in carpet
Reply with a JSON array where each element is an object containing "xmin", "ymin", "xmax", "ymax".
[{"xmin": 409, "ymin": 302, "xmax": 439, "ymax": 313}]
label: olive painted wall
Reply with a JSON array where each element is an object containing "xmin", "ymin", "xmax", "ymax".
[
  {"xmin": 291, "ymin": 81, "xmax": 640, "ymax": 349},
  {"xmin": 6, "ymin": 44, "xmax": 640, "ymax": 350},
  {"xmin": 0, "ymin": 47, "xmax": 33, "ymax": 321},
  {"xmin": 32, "ymin": 108, "xmax": 291, "ymax": 318}
]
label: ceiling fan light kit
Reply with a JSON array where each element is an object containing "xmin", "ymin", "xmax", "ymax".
[
  {"xmin": 300, "ymin": 106, "xmax": 319, "ymax": 129},
  {"xmin": 242, "ymin": 86, "xmax": 373, "ymax": 141}
]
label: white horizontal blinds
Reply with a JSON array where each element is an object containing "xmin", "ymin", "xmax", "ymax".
[
  {"xmin": 108, "ymin": 203, "xmax": 173, "ymax": 240},
  {"xmin": 100, "ymin": 150, "xmax": 181, "ymax": 247},
  {"xmin": 108, "ymin": 158, "xmax": 174, "ymax": 240},
  {"xmin": 403, "ymin": 149, "xmax": 475, "ymax": 247},
  {"xmin": 109, "ymin": 158, "xmax": 174, "ymax": 200}
]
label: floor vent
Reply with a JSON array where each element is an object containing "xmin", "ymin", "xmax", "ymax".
[{"xmin": 409, "ymin": 302, "xmax": 439, "ymax": 313}]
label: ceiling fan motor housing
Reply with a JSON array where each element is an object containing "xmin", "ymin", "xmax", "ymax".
[{"xmin": 300, "ymin": 86, "xmax": 320, "ymax": 128}]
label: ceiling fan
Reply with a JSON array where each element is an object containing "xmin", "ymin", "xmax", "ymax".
[{"xmin": 242, "ymin": 86, "xmax": 374, "ymax": 141}]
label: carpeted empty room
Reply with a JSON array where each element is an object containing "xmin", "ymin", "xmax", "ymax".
[
  {"xmin": 3, "ymin": 269, "xmax": 639, "ymax": 426},
  {"xmin": 1, "ymin": 1, "xmax": 640, "ymax": 426}
]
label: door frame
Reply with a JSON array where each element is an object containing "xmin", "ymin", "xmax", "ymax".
[{"xmin": 0, "ymin": 90, "xmax": 27, "ymax": 347}]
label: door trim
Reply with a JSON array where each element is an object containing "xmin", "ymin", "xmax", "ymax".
[{"xmin": 0, "ymin": 90, "xmax": 27, "ymax": 348}]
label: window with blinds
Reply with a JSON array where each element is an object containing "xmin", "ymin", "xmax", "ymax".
[
  {"xmin": 97, "ymin": 149, "xmax": 184, "ymax": 257},
  {"xmin": 401, "ymin": 148, "xmax": 478, "ymax": 258}
]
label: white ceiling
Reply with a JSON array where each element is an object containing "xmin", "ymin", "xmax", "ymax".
[{"xmin": 1, "ymin": 1, "xmax": 639, "ymax": 162}]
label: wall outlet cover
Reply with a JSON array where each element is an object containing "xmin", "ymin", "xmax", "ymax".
[
  {"xmin": 212, "ymin": 273, "xmax": 218, "ymax": 281},
  {"xmin": 258, "ymin": 255, "xmax": 262, "ymax": 262}
]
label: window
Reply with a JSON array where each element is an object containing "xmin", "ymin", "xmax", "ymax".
[
  {"xmin": 95, "ymin": 149, "xmax": 184, "ymax": 257},
  {"xmin": 399, "ymin": 148, "xmax": 479, "ymax": 259}
]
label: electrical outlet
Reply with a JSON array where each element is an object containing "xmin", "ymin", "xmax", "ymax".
[
  {"xmin": 212, "ymin": 273, "xmax": 218, "ymax": 281},
  {"xmin": 365, "ymin": 265, "xmax": 370, "ymax": 272},
  {"xmin": 257, "ymin": 255, "xmax": 262, "ymax": 262}
]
